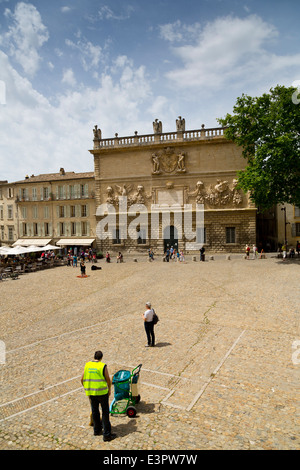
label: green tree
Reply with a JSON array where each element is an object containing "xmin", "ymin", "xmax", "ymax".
[{"xmin": 218, "ymin": 85, "xmax": 300, "ymax": 210}]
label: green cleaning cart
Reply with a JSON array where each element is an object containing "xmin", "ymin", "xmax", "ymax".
[{"xmin": 109, "ymin": 364, "xmax": 142, "ymax": 418}]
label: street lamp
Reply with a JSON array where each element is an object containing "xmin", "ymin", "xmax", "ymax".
[{"xmin": 281, "ymin": 207, "xmax": 290, "ymax": 246}]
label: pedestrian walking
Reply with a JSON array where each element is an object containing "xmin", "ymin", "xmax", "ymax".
[
  {"xmin": 143, "ymin": 301, "xmax": 155, "ymax": 347},
  {"xmin": 282, "ymin": 243, "xmax": 287, "ymax": 261},
  {"xmin": 81, "ymin": 351, "xmax": 117, "ymax": 441}
]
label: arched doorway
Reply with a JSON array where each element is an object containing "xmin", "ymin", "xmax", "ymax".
[{"xmin": 163, "ymin": 225, "xmax": 178, "ymax": 253}]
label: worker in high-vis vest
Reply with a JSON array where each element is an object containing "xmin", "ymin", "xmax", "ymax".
[{"xmin": 81, "ymin": 350, "xmax": 116, "ymax": 441}]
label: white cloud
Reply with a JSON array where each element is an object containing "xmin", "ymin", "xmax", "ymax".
[
  {"xmin": 0, "ymin": 2, "xmax": 49, "ymax": 77},
  {"xmin": 61, "ymin": 6, "xmax": 71, "ymax": 13},
  {"xmin": 159, "ymin": 20, "xmax": 201, "ymax": 43},
  {"xmin": 0, "ymin": 49, "xmax": 153, "ymax": 182},
  {"xmin": 62, "ymin": 68, "xmax": 77, "ymax": 87},
  {"xmin": 98, "ymin": 5, "xmax": 134, "ymax": 21},
  {"xmin": 65, "ymin": 37, "xmax": 103, "ymax": 71},
  {"xmin": 163, "ymin": 15, "xmax": 300, "ymax": 91}
]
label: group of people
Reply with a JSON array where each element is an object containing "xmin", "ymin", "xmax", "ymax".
[
  {"xmin": 280, "ymin": 241, "xmax": 300, "ymax": 260},
  {"xmin": 245, "ymin": 242, "xmax": 300, "ymax": 260},
  {"xmin": 245, "ymin": 244, "xmax": 258, "ymax": 259},
  {"xmin": 67, "ymin": 248, "xmax": 96, "ymax": 267},
  {"xmin": 164, "ymin": 247, "xmax": 185, "ymax": 262},
  {"xmin": 105, "ymin": 252, "xmax": 123, "ymax": 263}
]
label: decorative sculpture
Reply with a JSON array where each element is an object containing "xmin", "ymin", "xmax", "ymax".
[
  {"xmin": 176, "ymin": 116, "xmax": 185, "ymax": 132},
  {"xmin": 153, "ymin": 119, "xmax": 162, "ymax": 134},
  {"xmin": 152, "ymin": 153, "xmax": 161, "ymax": 174},
  {"xmin": 187, "ymin": 179, "xmax": 243, "ymax": 207},
  {"xmin": 176, "ymin": 152, "xmax": 186, "ymax": 172},
  {"xmin": 93, "ymin": 125, "xmax": 101, "ymax": 140}
]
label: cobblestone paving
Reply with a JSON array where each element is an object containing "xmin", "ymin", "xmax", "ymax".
[{"xmin": 0, "ymin": 254, "xmax": 299, "ymax": 450}]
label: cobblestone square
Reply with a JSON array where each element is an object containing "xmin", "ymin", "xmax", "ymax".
[{"xmin": 0, "ymin": 254, "xmax": 299, "ymax": 450}]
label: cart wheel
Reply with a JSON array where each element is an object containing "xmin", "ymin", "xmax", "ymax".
[
  {"xmin": 126, "ymin": 406, "xmax": 137, "ymax": 418},
  {"xmin": 134, "ymin": 395, "xmax": 141, "ymax": 404}
]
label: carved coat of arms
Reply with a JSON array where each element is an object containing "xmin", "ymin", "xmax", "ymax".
[
  {"xmin": 161, "ymin": 148, "xmax": 178, "ymax": 173},
  {"xmin": 151, "ymin": 148, "xmax": 186, "ymax": 175}
]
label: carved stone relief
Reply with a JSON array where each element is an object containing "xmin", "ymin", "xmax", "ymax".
[
  {"xmin": 187, "ymin": 179, "xmax": 244, "ymax": 207},
  {"xmin": 105, "ymin": 184, "xmax": 152, "ymax": 206},
  {"xmin": 151, "ymin": 148, "xmax": 187, "ymax": 175}
]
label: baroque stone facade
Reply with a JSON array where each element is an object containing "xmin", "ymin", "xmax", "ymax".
[{"xmin": 90, "ymin": 118, "xmax": 257, "ymax": 253}]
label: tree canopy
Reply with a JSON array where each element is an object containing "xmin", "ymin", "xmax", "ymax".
[{"xmin": 218, "ymin": 85, "xmax": 300, "ymax": 210}]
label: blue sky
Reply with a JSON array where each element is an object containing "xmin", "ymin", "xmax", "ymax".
[{"xmin": 0, "ymin": 0, "xmax": 300, "ymax": 182}]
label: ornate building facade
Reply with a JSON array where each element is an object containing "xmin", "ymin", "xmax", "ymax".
[{"xmin": 90, "ymin": 118, "xmax": 257, "ymax": 254}]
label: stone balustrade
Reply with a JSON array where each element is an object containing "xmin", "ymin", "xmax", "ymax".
[{"xmin": 93, "ymin": 125, "xmax": 227, "ymax": 150}]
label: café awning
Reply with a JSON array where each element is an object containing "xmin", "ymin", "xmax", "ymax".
[
  {"xmin": 13, "ymin": 239, "xmax": 52, "ymax": 247},
  {"xmin": 56, "ymin": 239, "xmax": 95, "ymax": 246}
]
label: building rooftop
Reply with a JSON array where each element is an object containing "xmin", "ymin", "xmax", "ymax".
[{"xmin": 12, "ymin": 169, "xmax": 94, "ymax": 184}]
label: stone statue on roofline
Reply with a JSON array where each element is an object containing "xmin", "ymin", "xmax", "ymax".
[
  {"xmin": 176, "ymin": 116, "xmax": 185, "ymax": 132},
  {"xmin": 93, "ymin": 125, "xmax": 102, "ymax": 140},
  {"xmin": 153, "ymin": 119, "xmax": 162, "ymax": 134}
]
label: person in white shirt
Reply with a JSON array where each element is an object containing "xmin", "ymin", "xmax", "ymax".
[{"xmin": 143, "ymin": 302, "xmax": 155, "ymax": 347}]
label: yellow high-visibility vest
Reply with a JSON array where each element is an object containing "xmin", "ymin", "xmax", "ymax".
[{"xmin": 82, "ymin": 361, "xmax": 108, "ymax": 396}]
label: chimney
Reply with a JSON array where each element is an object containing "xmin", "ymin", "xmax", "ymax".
[{"xmin": 60, "ymin": 168, "xmax": 65, "ymax": 175}]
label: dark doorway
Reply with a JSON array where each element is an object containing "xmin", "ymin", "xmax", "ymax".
[{"xmin": 163, "ymin": 225, "xmax": 178, "ymax": 253}]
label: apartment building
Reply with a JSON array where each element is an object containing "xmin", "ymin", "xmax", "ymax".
[
  {"xmin": 277, "ymin": 204, "xmax": 300, "ymax": 249},
  {"xmin": 0, "ymin": 181, "xmax": 18, "ymax": 246},
  {"xmin": 11, "ymin": 169, "xmax": 97, "ymax": 251}
]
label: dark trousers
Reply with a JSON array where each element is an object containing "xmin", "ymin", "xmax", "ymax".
[
  {"xmin": 89, "ymin": 394, "xmax": 111, "ymax": 437},
  {"xmin": 144, "ymin": 321, "xmax": 155, "ymax": 346}
]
